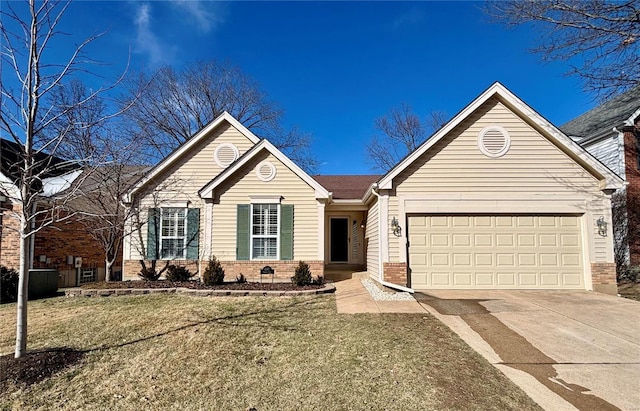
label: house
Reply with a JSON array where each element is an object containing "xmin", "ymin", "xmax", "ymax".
[
  {"xmin": 561, "ymin": 86, "xmax": 640, "ymax": 271},
  {"xmin": 123, "ymin": 82, "xmax": 624, "ymax": 294},
  {"xmin": 0, "ymin": 139, "xmax": 124, "ymax": 285}
]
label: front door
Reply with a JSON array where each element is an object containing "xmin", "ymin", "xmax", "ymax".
[{"xmin": 330, "ymin": 218, "xmax": 349, "ymax": 262}]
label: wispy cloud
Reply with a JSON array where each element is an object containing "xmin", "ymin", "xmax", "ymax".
[
  {"xmin": 133, "ymin": 3, "xmax": 175, "ymax": 66},
  {"xmin": 171, "ymin": 0, "xmax": 225, "ymax": 33},
  {"xmin": 392, "ymin": 6, "xmax": 424, "ymax": 31}
]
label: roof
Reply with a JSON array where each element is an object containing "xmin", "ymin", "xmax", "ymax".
[
  {"xmin": 561, "ymin": 85, "xmax": 640, "ymax": 140},
  {"xmin": 198, "ymin": 139, "xmax": 330, "ymax": 200},
  {"xmin": 313, "ymin": 175, "xmax": 380, "ymax": 199},
  {"xmin": 0, "ymin": 138, "xmax": 76, "ymax": 182},
  {"xmin": 127, "ymin": 111, "xmax": 260, "ymax": 201},
  {"xmin": 377, "ymin": 82, "xmax": 624, "ymax": 192}
]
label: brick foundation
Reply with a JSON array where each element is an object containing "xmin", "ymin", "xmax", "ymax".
[
  {"xmin": 591, "ymin": 262, "xmax": 618, "ymax": 295},
  {"xmin": 383, "ymin": 262, "xmax": 407, "ymax": 287},
  {"xmin": 123, "ymin": 259, "xmax": 325, "ymax": 282}
]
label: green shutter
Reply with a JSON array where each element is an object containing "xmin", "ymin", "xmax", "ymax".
[
  {"xmin": 186, "ymin": 208, "xmax": 200, "ymax": 260},
  {"xmin": 146, "ymin": 208, "xmax": 159, "ymax": 260},
  {"xmin": 236, "ymin": 204, "xmax": 250, "ymax": 260},
  {"xmin": 280, "ymin": 204, "xmax": 294, "ymax": 261}
]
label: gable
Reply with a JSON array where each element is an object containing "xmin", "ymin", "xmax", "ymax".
[
  {"xmin": 379, "ymin": 82, "xmax": 624, "ymax": 192},
  {"xmin": 394, "ymin": 98, "xmax": 602, "ymax": 198},
  {"xmin": 126, "ymin": 112, "xmax": 259, "ymax": 202}
]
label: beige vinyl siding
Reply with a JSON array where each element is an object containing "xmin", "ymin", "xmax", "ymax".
[
  {"xmin": 126, "ymin": 123, "xmax": 258, "ymax": 260},
  {"xmin": 366, "ymin": 199, "xmax": 379, "ymax": 277},
  {"xmin": 395, "ymin": 98, "xmax": 601, "ymax": 197},
  {"xmin": 388, "ymin": 196, "xmax": 400, "ymax": 262},
  {"xmin": 212, "ymin": 150, "xmax": 318, "ymax": 261}
]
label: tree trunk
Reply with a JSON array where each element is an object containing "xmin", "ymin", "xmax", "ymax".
[
  {"xmin": 105, "ymin": 256, "xmax": 113, "ymax": 282},
  {"xmin": 15, "ymin": 229, "xmax": 30, "ymax": 358}
]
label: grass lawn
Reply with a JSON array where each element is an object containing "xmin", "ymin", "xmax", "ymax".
[
  {"xmin": 618, "ymin": 281, "xmax": 640, "ymax": 301},
  {"xmin": 0, "ymin": 294, "xmax": 541, "ymax": 411}
]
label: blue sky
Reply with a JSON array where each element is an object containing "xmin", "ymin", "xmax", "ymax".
[{"xmin": 6, "ymin": 1, "xmax": 598, "ymax": 175}]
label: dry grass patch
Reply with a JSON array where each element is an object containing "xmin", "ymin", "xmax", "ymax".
[
  {"xmin": 618, "ymin": 281, "xmax": 640, "ymax": 301},
  {"xmin": 0, "ymin": 295, "xmax": 541, "ymax": 411}
]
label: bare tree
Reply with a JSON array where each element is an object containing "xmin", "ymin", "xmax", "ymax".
[
  {"xmin": 0, "ymin": 0, "xmax": 124, "ymax": 358},
  {"xmin": 123, "ymin": 60, "xmax": 318, "ymax": 172},
  {"xmin": 487, "ymin": 0, "xmax": 640, "ymax": 99},
  {"xmin": 366, "ymin": 104, "xmax": 447, "ymax": 172}
]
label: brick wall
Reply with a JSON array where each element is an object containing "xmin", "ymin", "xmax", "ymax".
[
  {"xmin": 383, "ymin": 262, "xmax": 407, "ymax": 287},
  {"xmin": 0, "ymin": 203, "xmax": 22, "ymax": 269},
  {"xmin": 623, "ymin": 124, "xmax": 640, "ymax": 266},
  {"xmin": 591, "ymin": 262, "xmax": 617, "ymax": 295},
  {"xmin": 0, "ymin": 202, "xmax": 116, "ymax": 277},
  {"xmin": 123, "ymin": 259, "xmax": 325, "ymax": 282}
]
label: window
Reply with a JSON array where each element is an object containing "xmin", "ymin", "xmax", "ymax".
[
  {"xmin": 251, "ymin": 204, "xmax": 279, "ymax": 259},
  {"xmin": 160, "ymin": 208, "xmax": 187, "ymax": 259}
]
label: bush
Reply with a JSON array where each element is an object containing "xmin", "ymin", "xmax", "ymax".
[
  {"xmin": 165, "ymin": 265, "xmax": 193, "ymax": 282},
  {"xmin": 312, "ymin": 275, "xmax": 325, "ymax": 286},
  {"xmin": 291, "ymin": 261, "xmax": 312, "ymax": 286},
  {"xmin": 1, "ymin": 266, "xmax": 19, "ymax": 304},
  {"xmin": 236, "ymin": 273, "xmax": 247, "ymax": 283},
  {"xmin": 138, "ymin": 267, "xmax": 161, "ymax": 281},
  {"xmin": 203, "ymin": 256, "xmax": 225, "ymax": 285},
  {"xmin": 627, "ymin": 266, "xmax": 640, "ymax": 283}
]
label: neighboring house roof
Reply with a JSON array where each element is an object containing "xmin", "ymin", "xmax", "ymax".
[
  {"xmin": 377, "ymin": 82, "xmax": 625, "ymax": 192},
  {"xmin": 313, "ymin": 175, "xmax": 380, "ymax": 199},
  {"xmin": 561, "ymin": 85, "xmax": 640, "ymax": 141},
  {"xmin": 0, "ymin": 138, "xmax": 75, "ymax": 182},
  {"xmin": 199, "ymin": 139, "xmax": 331, "ymax": 200},
  {"xmin": 126, "ymin": 111, "xmax": 260, "ymax": 201}
]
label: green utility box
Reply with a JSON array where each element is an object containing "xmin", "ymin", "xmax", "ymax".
[{"xmin": 28, "ymin": 269, "xmax": 59, "ymax": 299}]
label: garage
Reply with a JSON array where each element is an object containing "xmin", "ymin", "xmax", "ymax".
[{"xmin": 408, "ymin": 214, "xmax": 585, "ymax": 290}]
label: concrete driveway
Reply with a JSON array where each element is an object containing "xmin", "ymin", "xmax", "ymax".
[{"xmin": 414, "ymin": 290, "xmax": 640, "ymax": 411}]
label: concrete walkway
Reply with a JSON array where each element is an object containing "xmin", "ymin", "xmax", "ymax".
[
  {"xmin": 333, "ymin": 278, "xmax": 425, "ymax": 314},
  {"xmin": 415, "ymin": 290, "xmax": 640, "ymax": 411}
]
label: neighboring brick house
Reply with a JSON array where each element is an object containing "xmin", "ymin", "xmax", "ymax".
[
  {"xmin": 0, "ymin": 138, "xmax": 122, "ymax": 285},
  {"xmin": 561, "ymin": 86, "xmax": 640, "ymax": 271}
]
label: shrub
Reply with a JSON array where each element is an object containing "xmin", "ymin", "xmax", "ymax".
[
  {"xmin": 203, "ymin": 256, "xmax": 225, "ymax": 285},
  {"xmin": 138, "ymin": 267, "xmax": 161, "ymax": 281},
  {"xmin": 312, "ymin": 275, "xmax": 325, "ymax": 286},
  {"xmin": 628, "ymin": 266, "xmax": 640, "ymax": 283},
  {"xmin": 291, "ymin": 261, "xmax": 312, "ymax": 286},
  {"xmin": 236, "ymin": 273, "xmax": 247, "ymax": 284},
  {"xmin": 1, "ymin": 266, "xmax": 19, "ymax": 304},
  {"xmin": 165, "ymin": 265, "xmax": 193, "ymax": 282}
]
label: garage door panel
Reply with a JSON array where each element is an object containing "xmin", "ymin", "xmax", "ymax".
[{"xmin": 409, "ymin": 214, "xmax": 584, "ymax": 290}]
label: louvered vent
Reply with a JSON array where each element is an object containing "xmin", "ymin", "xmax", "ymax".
[
  {"xmin": 214, "ymin": 143, "xmax": 239, "ymax": 168},
  {"xmin": 478, "ymin": 126, "xmax": 510, "ymax": 158},
  {"xmin": 256, "ymin": 161, "xmax": 276, "ymax": 182}
]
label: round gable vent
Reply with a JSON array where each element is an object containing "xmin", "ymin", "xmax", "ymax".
[
  {"xmin": 214, "ymin": 143, "xmax": 239, "ymax": 168},
  {"xmin": 478, "ymin": 126, "xmax": 510, "ymax": 158},
  {"xmin": 256, "ymin": 161, "xmax": 276, "ymax": 182}
]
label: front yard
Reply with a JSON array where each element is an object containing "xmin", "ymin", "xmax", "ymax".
[{"xmin": 0, "ymin": 294, "xmax": 541, "ymax": 410}]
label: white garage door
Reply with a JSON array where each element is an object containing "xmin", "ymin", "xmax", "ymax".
[{"xmin": 408, "ymin": 215, "xmax": 584, "ymax": 290}]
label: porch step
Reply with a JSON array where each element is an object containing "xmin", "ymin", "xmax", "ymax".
[{"xmin": 324, "ymin": 269, "xmax": 369, "ymax": 282}]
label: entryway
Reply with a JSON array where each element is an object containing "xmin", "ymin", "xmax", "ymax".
[{"xmin": 330, "ymin": 218, "xmax": 349, "ymax": 262}]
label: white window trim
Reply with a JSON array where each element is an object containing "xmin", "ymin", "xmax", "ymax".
[
  {"xmin": 160, "ymin": 207, "xmax": 188, "ymax": 260},
  {"xmin": 250, "ymin": 195, "xmax": 282, "ymax": 204},
  {"xmin": 250, "ymin": 203, "xmax": 280, "ymax": 260}
]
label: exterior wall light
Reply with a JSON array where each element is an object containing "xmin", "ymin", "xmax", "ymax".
[
  {"xmin": 391, "ymin": 217, "xmax": 402, "ymax": 237},
  {"xmin": 597, "ymin": 216, "xmax": 608, "ymax": 237}
]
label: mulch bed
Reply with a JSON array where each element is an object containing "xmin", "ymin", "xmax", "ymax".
[
  {"xmin": 81, "ymin": 280, "xmax": 326, "ymax": 291},
  {"xmin": 0, "ymin": 348, "xmax": 85, "ymax": 390}
]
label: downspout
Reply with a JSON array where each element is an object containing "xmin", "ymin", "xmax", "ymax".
[
  {"xmin": 370, "ymin": 183, "xmax": 414, "ymax": 294},
  {"xmin": 29, "ymin": 202, "xmax": 36, "ymax": 269}
]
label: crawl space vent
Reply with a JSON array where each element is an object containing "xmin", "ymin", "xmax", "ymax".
[
  {"xmin": 478, "ymin": 126, "xmax": 510, "ymax": 158},
  {"xmin": 214, "ymin": 143, "xmax": 239, "ymax": 168},
  {"xmin": 256, "ymin": 161, "xmax": 276, "ymax": 182}
]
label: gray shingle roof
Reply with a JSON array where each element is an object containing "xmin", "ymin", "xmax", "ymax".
[
  {"xmin": 561, "ymin": 85, "xmax": 640, "ymax": 140},
  {"xmin": 313, "ymin": 175, "xmax": 381, "ymax": 199}
]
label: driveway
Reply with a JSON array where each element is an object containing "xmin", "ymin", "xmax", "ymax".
[{"xmin": 414, "ymin": 290, "xmax": 640, "ymax": 411}]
